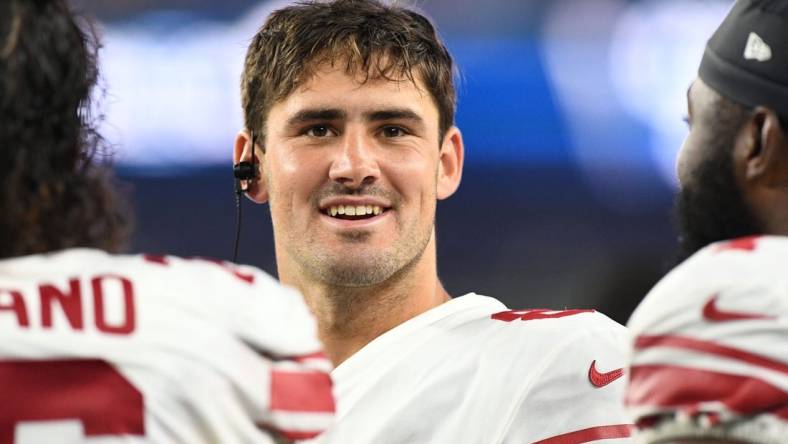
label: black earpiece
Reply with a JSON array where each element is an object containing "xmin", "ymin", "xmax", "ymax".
[
  {"xmin": 233, "ymin": 161, "xmax": 257, "ymax": 193},
  {"xmin": 233, "ymin": 130, "xmax": 259, "ymax": 193},
  {"xmin": 233, "ymin": 161, "xmax": 256, "ymax": 180},
  {"xmin": 232, "ymin": 131, "xmax": 259, "ymax": 262}
]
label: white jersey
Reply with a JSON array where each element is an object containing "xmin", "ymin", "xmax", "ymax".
[
  {"xmin": 310, "ymin": 293, "xmax": 633, "ymax": 444},
  {"xmin": 0, "ymin": 249, "xmax": 334, "ymax": 444},
  {"xmin": 626, "ymin": 236, "xmax": 788, "ymax": 441}
]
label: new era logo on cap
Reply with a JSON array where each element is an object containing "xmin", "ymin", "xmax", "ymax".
[{"xmin": 744, "ymin": 32, "xmax": 772, "ymax": 62}]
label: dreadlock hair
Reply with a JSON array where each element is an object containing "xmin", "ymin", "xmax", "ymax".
[{"xmin": 0, "ymin": 0, "xmax": 131, "ymax": 258}]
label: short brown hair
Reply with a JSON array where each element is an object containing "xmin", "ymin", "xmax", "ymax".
[{"xmin": 241, "ymin": 0, "xmax": 456, "ymax": 144}]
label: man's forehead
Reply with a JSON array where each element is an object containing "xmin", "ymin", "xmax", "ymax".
[
  {"xmin": 276, "ymin": 66, "xmax": 433, "ymax": 116},
  {"xmin": 296, "ymin": 61, "xmax": 428, "ymax": 96}
]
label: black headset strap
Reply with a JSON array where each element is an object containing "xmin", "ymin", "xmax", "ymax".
[{"xmin": 232, "ymin": 130, "xmax": 256, "ymax": 263}]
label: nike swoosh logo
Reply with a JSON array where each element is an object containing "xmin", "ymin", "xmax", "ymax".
[
  {"xmin": 702, "ymin": 294, "xmax": 775, "ymax": 322},
  {"xmin": 588, "ymin": 360, "xmax": 624, "ymax": 388}
]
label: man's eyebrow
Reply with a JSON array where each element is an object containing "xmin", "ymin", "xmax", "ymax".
[
  {"xmin": 286, "ymin": 108, "xmax": 346, "ymax": 126},
  {"xmin": 365, "ymin": 108, "xmax": 424, "ymax": 124}
]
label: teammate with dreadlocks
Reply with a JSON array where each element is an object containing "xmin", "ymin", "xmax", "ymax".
[{"xmin": 0, "ymin": 1, "xmax": 333, "ymax": 442}]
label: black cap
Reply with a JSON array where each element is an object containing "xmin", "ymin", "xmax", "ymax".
[{"xmin": 699, "ymin": 0, "xmax": 788, "ymax": 117}]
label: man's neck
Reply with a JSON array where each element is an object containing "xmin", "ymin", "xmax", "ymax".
[{"xmin": 281, "ymin": 243, "xmax": 451, "ymax": 367}]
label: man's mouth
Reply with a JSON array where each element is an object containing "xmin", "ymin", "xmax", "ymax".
[{"xmin": 323, "ymin": 204, "xmax": 386, "ymax": 220}]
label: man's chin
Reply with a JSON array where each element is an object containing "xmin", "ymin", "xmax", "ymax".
[{"xmin": 305, "ymin": 253, "xmax": 399, "ymax": 288}]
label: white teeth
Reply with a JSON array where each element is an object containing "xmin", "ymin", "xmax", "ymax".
[{"xmin": 326, "ymin": 205, "xmax": 384, "ymax": 218}]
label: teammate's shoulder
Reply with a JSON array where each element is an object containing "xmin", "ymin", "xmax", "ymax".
[
  {"xmin": 130, "ymin": 253, "xmax": 277, "ymax": 287},
  {"xmin": 676, "ymin": 235, "xmax": 785, "ymax": 275},
  {"xmin": 629, "ymin": 235, "xmax": 788, "ymax": 334},
  {"xmin": 649, "ymin": 235, "xmax": 787, "ymax": 299}
]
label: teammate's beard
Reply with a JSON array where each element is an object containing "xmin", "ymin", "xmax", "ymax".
[{"xmin": 673, "ymin": 141, "xmax": 763, "ymax": 263}]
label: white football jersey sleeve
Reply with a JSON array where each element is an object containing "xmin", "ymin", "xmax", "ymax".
[
  {"xmin": 0, "ymin": 249, "xmax": 334, "ymax": 444},
  {"xmin": 308, "ymin": 293, "xmax": 632, "ymax": 444},
  {"xmin": 626, "ymin": 235, "xmax": 788, "ymax": 441}
]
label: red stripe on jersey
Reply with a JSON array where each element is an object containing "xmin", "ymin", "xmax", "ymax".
[
  {"xmin": 0, "ymin": 359, "xmax": 145, "ymax": 440},
  {"xmin": 714, "ymin": 235, "xmax": 760, "ymax": 253},
  {"xmin": 270, "ymin": 370, "xmax": 335, "ymax": 413},
  {"xmin": 532, "ymin": 424, "xmax": 632, "ymax": 444},
  {"xmin": 634, "ymin": 335, "xmax": 788, "ymax": 375},
  {"xmin": 258, "ymin": 422, "xmax": 326, "ymax": 441},
  {"xmin": 627, "ymin": 365, "xmax": 788, "ymax": 420},
  {"xmin": 278, "ymin": 429, "xmax": 324, "ymax": 440},
  {"xmin": 491, "ymin": 309, "xmax": 595, "ymax": 322},
  {"xmin": 142, "ymin": 254, "xmax": 169, "ymax": 265}
]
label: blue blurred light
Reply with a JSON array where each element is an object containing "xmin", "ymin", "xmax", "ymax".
[
  {"xmin": 95, "ymin": 0, "xmax": 731, "ymax": 187},
  {"xmin": 451, "ymin": 39, "xmax": 571, "ymax": 166}
]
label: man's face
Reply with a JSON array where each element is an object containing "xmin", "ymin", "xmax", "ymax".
[
  {"xmin": 259, "ymin": 64, "xmax": 455, "ymax": 287},
  {"xmin": 673, "ymin": 79, "xmax": 762, "ymax": 261}
]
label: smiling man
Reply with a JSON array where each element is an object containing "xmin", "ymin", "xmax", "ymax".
[
  {"xmin": 234, "ymin": 1, "xmax": 632, "ymax": 442},
  {"xmin": 625, "ymin": 1, "xmax": 788, "ymax": 443}
]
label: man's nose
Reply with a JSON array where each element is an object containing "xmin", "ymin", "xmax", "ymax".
[{"xmin": 328, "ymin": 130, "xmax": 380, "ymax": 189}]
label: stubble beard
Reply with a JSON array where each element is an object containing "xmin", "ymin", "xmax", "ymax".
[{"xmin": 287, "ymin": 211, "xmax": 435, "ymax": 289}]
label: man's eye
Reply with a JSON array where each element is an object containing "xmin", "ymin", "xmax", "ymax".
[
  {"xmin": 382, "ymin": 126, "xmax": 406, "ymax": 138},
  {"xmin": 306, "ymin": 125, "xmax": 333, "ymax": 137}
]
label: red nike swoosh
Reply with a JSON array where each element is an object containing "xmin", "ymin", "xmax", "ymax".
[
  {"xmin": 702, "ymin": 294, "xmax": 775, "ymax": 322},
  {"xmin": 588, "ymin": 360, "xmax": 624, "ymax": 388}
]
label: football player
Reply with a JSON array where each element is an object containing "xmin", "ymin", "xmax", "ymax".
[
  {"xmin": 0, "ymin": 1, "xmax": 333, "ymax": 442},
  {"xmin": 234, "ymin": 0, "xmax": 632, "ymax": 442},
  {"xmin": 626, "ymin": 1, "xmax": 788, "ymax": 442}
]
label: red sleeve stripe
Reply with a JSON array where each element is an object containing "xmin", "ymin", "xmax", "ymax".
[
  {"xmin": 278, "ymin": 429, "xmax": 325, "ymax": 441},
  {"xmin": 258, "ymin": 422, "xmax": 327, "ymax": 441},
  {"xmin": 142, "ymin": 254, "xmax": 168, "ymax": 265},
  {"xmin": 532, "ymin": 424, "xmax": 632, "ymax": 444},
  {"xmin": 634, "ymin": 335, "xmax": 788, "ymax": 375},
  {"xmin": 627, "ymin": 364, "xmax": 788, "ymax": 420},
  {"xmin": 270, "ymin": 369, "xmax": 335, "ymax": 413}
]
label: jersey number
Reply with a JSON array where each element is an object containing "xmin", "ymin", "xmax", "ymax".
[
  {"xmin": 491, "ymin": 308, "xmax": 595, "ymax": 322},
  {"xmin": 0, "ymin": 359, "xmax": 145, "ymax": 443}
]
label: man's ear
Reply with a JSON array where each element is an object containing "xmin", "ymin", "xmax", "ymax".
[
  {"xmin": 436, "ymin": 126, "xmax": 464, "ymax": 200},
  {"xmin": 742, "ymin": 108, "xmax": 788, "ymax": 187},
  {"xmin": 233, "ymin": 129, "xmax": 269, "ymax": 203}
]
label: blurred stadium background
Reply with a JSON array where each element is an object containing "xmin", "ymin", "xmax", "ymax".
[{"xmin": 72, "ymin": 0, "xmax": 734, "ymax": 324}]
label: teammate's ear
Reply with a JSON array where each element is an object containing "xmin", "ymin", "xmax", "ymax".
[
  {"xmin": 233, "ymin": 129, "xmax": 269, "ymax": 203},
  {"xmin": 743, "ymin": 108, "xmax": 788, "ymax": 187},
  {"xmin": 436, "ymin": 126, "xmax": 464, "ymax": 200}
]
